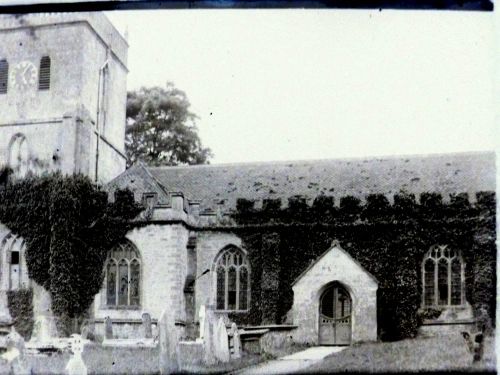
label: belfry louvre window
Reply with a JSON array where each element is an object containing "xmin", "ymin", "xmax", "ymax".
[
  {"xmin": 422, "ymin": 245, "xmax": 464, "ymax": 307},
  {"xmin": 215, "ymin": 246, "xmax": 250, "ymax": 311},
  {"xmin": 38, "ymin": 56, "xmax": 51, "ymax": 90},
  {"xmin": 104, "ymin": 240, "xmax": 141, "ymax": 307},
  {"xmin": 0, "ymin": 59, "xmax": 8, "ymax": 94}
]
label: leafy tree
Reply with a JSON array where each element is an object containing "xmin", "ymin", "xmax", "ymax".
[
  {"xmin": 126, "ymin": 83, "xmax": 213, "ymax": 167},
  {"xmin": 0, "ymin": 172, "xmax": 142, "ymax": 331}
]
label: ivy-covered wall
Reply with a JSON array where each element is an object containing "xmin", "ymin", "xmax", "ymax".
[
  {"xmin": 227, "ymin": 191, "xmax": 495, "ymax": 341},
  {"xmin": 7, "ymin": 289, "xmax": 34, "ymax": 340}
]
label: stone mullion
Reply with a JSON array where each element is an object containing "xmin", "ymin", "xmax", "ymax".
[
  {"xmin": 224, "ymin": 265, "xmax": 228, "ymax": 310},
  {"xmin": 115, "ymin": 259, "xmax": 119, "ymax": 307},
  {"xmin": 236, "ymin": 266, "xmax": 240, "ymax": 311},
  {"xmin": 447, "ymin": 259, "xmax": 451, "ymax": 306},
  {"xmin": 127, "ymin": 259, "xmax": 131, "ymax": 306},
  {"xmin": 433, "ymin": 259, "xmax": 438, "ymax": 306}
]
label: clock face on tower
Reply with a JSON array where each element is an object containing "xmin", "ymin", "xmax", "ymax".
[{"xmin": 10, "ymin": 61, "xmax": 38, "ymax": 90}]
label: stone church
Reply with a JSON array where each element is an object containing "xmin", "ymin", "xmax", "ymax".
[{"xmin": 0, "ymin": 12, "xmax": 495, "ymax": 348}]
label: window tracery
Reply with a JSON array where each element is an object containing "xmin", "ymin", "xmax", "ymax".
[
  {"xmin": 8, "ymin": 134, "xmax": 30, "ymax": 178},
  {"xmin": 104, "ymin": 240, "xmax": 141, "ymax": 307},
  {"xmin": 215, "ymin": 246, "xmax": 250, "ymax": 311},
  {"xmin": 422, "ymin": 245, "xmax": 464, "ymax": 307}
]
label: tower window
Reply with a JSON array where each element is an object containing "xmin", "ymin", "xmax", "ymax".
[
  {"xmin": 8, "ymin": 134, "xmax": 30, "ymax": 178},
  {"xmin": 38, "ymin": 56, "xmax": 51, "ymax": 91},
  {"xmin": 0, "ymin": 59, "xmax": 8, "ymax": 94}
]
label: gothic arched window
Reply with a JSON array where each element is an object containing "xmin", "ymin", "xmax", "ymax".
[
  {"xmin": 38, "ymin": 56, "xmax": 51, "ymax": 91},
  {"xmin": 0, "ymin": 231, "xmax": 27, "ymax": 290},
  {"xmin": 8, "ymin": 134, "xmax": 30, "ymax": 178},
  {"xmin": 215, "ymin": 246, "xmax": 250, "ymax": 311},
  {"xmin": 104, "ymin": 240, "xmax": 141, "ymax": 307},
  {"xmin": 422, "ymin": 245, "xmax": 464, "ymax": 307}
]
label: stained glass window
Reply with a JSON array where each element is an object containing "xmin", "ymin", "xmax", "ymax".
[
  {"xmin": 422, "ymin": 245, "xmax": 464, "ymax": 307},
  {"xmin": 106, "ymin": 260, "xmax": 117, "ymax": 305},
  {"xmin": 424, "ymin": 259, "xmax": 435, "ymax": 306},
  {"xmin": 215, "ymin": 246, "xmax": 250, "ymax": 311},
  {"xmin": 104, "ymin": 240, "xmax": 141, "ymax": 307}
]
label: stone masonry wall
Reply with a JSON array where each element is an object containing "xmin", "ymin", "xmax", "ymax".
[
  {"xmin": 194, "ymin": 232, "xmax": 243, "ymax": 322},
  {"xmin": 292, "ymin": 245, "xmax": 378, "ymax": 345},
  {"xmin": 93, "ymin": 224, "xmax": 189, "ymax": 338}
]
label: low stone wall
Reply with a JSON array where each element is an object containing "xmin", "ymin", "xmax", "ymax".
[
  {"xmin": 93, "ymin": 320, "xmax": 158, "ymax": 341},
  {"xmin": 418, "ymin": 321, "xmax": 476, "ymax": 337}
]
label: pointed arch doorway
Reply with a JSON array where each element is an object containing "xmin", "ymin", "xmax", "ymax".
[{"xmin": 319, "ymin": 282, "xmax": 352, "ymax": 345}]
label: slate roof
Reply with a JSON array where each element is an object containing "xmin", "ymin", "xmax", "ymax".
[{"xmin": 136, "ymin": 151, "xmax": 495, "ymax": 212}]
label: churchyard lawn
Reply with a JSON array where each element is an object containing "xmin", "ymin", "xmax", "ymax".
[{"xmin": 304, "ymin": 334, "xmax": 496, "ymax": 373}]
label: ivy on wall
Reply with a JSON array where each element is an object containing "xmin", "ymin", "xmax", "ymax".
[
  {"xmin": 0, "ymin": 172, "xmax": 143, "ymax": 333},
  {"xmin": 7, "ymin": 289, "xmax": 34, "ymax": 340},
  {"xmin": 231, "ymin": 192, "xmax": 495, "ymax": 341}
]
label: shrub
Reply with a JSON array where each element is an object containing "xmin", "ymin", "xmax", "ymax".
[{"xmin": 0, "ymin": 173, "xmax": 142, "ymax": 331}]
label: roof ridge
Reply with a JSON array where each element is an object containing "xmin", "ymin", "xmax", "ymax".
[{"xmin": 147, "ymin": 150, "xmax": 494, "ymax": 171}]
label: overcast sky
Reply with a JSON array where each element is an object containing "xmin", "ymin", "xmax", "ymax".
[{"xmin": 105, "ymin": 10, "xmax": 495, "ymax": 164}]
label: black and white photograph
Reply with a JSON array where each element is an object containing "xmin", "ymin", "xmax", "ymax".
[{"xmin": 0, "ymin": 2, "xmax": 496, "ymax": 374}]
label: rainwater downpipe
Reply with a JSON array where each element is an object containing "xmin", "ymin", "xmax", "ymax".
[{"xmin": 95, "ymin": 59, "xmax": 109, "ymax": 183}]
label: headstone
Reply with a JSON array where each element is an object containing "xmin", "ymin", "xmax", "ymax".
[
  {"xmin": 65, "ymin": 334, "xmax": 87, "ymax": 375},
  {"xmin": 2, "ymin": 328, "xmax": 30, "ymax": 375},
  {"xmin": 31, "ymin": 281, "xmax": 58, "ymax": 342},
  {"xmin": 31, "ymin": 315, "xmax": 59, "ymax": 343},
  {"xmin": 80, "ymin": 319, "xmax": 94, "ymax": 341},
  {"xmin": 198, "ymin": 305, "xmax": 206, "ymax": 341},
  {"xmin": 158, "ymin": 310, "xmax": 178, "ymax": 374},
  {"xmin": 202, "ymin": 309, "xmax": 216, "ymax": 365},
  {"xmin": 104, "ymin": 317, "xmax": 113, "ymax": 340},
  {"xmin": 230, "ymin": 323, "xmax": 241, "ymax": 359},
  {"xmin": 142, "ymin": 313, "xmax": 152, "ymax": 339},
  {"xmin": 214, "ymin": 317, "xmax": 230, "ymax": 363}
]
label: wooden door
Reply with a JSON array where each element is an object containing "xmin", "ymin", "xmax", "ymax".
[{"xmin": 319, "ymin": 284, "xmax": 351, "ymax": 345}]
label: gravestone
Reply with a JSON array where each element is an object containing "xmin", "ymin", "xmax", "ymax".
[
  {"xmin": 2, "ymin": 328, "xmax": 30, "ymax": 374},
  {"xmin": 202, "ymin": 309, "xmax": 216, "ymax": 365},
  {"xmin": 142, "ymin": 313, "xmax": 152, "ymax": 339},
  {"xmin": 65, "ymin": 334, "xmax": 87, "ymax": 375},
  {"xmin": 80, "ymin": 319, "xmax": 94, "ymax": 341},
  {"xmin": 214, "ymin": 317, "xmax": 230, "ymax": 363},
  {"xmin": 104, "ymin": 317, "xmax": 113, "ymax": 340},
  {"xmin": 159, "ymin": 310, "xmax": 178, "ymax": 374},
  {"xmin": 230, "ymin": 323, "xmax": 241, "ymax": 359},
  {"xmin": 31, "ymin": 281, "xmax": 58, "ymax": 343}
]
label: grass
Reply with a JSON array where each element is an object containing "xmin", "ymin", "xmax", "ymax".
[
  {"xmin": 0, "ymin": 344, "xmax": 160, "ymax": 374},
  {"xmin": 177, "ymin": 352, "xmax": 264, "ymax": 374},
  {"xmin": 304, "ymin": 334, "xmax": 496, "ymax": 373},
  {"xmin": 0, "ymin": 334, "xmax": 494, "ymax": 374},
  {"xmin": 0, "ymin": 343, "xmax": 263, "ymax": 375}
]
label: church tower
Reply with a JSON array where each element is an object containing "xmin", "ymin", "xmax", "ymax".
[{"xmin": 0, "ymin": 12, "xmax": 128, "ymax": 183}]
